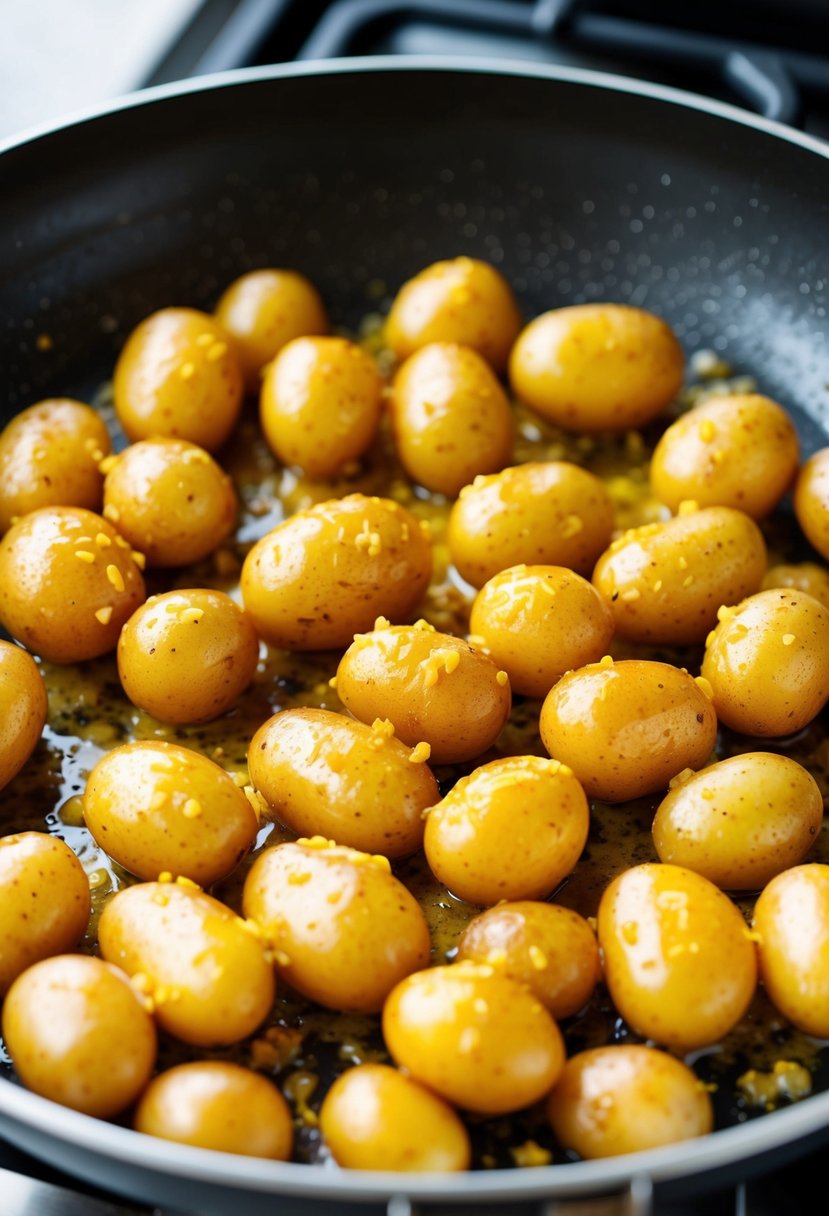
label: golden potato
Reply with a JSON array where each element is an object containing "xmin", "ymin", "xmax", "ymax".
[
  {"xmin": 762, "ymin": 561, "xmax": 829, "ymax": 611},
  {"xmin": 753, "ymin": 864, "xmax": 829, "ymax": 1038},
  {"xmin": 0, "ymin": 642, "xmax": 47, "ymax": 791},
  {"xmin": 794, "ymin": 447, "xmax": 829, "ymax": 561}
]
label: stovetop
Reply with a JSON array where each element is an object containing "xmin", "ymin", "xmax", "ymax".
[{"xmin": 3, "ymin": 2, "xmax": 829, "ymax": 1213}]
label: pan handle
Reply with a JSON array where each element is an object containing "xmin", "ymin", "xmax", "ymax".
[{"xmin": 388, "ymin": 1175, "xmax": 653, "ymax": 1216}]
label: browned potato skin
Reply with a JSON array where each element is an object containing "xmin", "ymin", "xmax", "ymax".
[
  {"xmin": 385, "ymin": 257, "xmax": 521, "ymax": 371},
  {"xmin": 103, "ymin": 438, "xmax": 237, "ymax": 568},
  {"xmin": 794, "ymin": 447, "xmax": 829, "ymax": 561},
  {"xmin": 701, "ymin": 589, "xmax": 829, "ymax": 736},
  {"xmin": 243, "ymin": 839, "xmax": 431, "ymax": 1014},
  {"xmin": 540, "ymin": 659, "xmax": 717, "ymax": 803},
  {"xmin": 214, "ymin": 268, "xmax": 328, "ymax": 392},
  {"xmin": 0, "ymin": 642, "xmax": 47, "ymax": 791},
  {"xmin": 548, "ymin": 1046, "xmax": 713, "ymax": 1158},
  {"xmin": 2, "ymin": 955, "xmax": 156, "ymax": 1118},
  {"xmin": 337, "ymin": 624, "xmax": 511, "ymax": 764},
  {"xmin": 0, "ymin": 506, "xmax": 145, "ymax": 663},
  {"xmin": 593, "ymin": 507, "xmax": 767, "ymax": 645},
  {"xmin": 248, "ymin": 708, "xmax": 439, "ymax": 858},
  {"xmin": 241, "ymin": 494, "xmax": 432, "ymax": 650},
  {"xmin": 0, "ymin": 833, "xmax": 90, "ymax": 995},
  {"xmin": 509, "ymin": 304, "xmax": 683, "ymax": 433},
  {"xmin": 0, "ymin": 399, "xmax": 111, "ymax": 533},
  {"xmin": 118, "ymin": 589, "xmax": 259, "ymax": 724},
  {"xmin": 135, "ymin": 1062, "xmax": 294, "ymax": 1159},
  {"xmin": 753, "ymin": 864, "xmax": 829, "ymax": 1038},
  {"xmin": 458, "ymin": 901, "xmax": 601, "ymax": 1019},
  {"xmin": 99, "ymin": 881, "xmax": 275, "ymax": 1047},
  {"xmin": 763, "ymin": 561, "xmax": 829, "ymax": 610},
  {"xmin": 651, "ymin": 394, "xmax": 799, "ymax": 519},
  {"xmin": 448, "ymin": 461, "xmax": 614, "ymax": 588},
  {"xmin": 113, "ymin": 307, "xmax": 243, "ymax": 452},
  {"xmin": 390, "ymin": 343, "xmax": 514, "ymax": 496}
]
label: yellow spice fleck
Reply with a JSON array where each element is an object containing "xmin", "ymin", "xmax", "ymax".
[
  {"xmin": 131, "ymin": 551, "xmax": 146, "ymax": 571},
  {"xmin": 782, "ymin": 633, "xmax": 796, "ymax": 646},
  {"xmin": 179, "ymin": 607, "xmax": 205, "ymax": 625},
  {"xmin": 528, "ymin": 945, "xmax": 548, "ymax": 971},
  {"xmin": 207, "ymin": 342, "xmax": 228, "ymax": 362},
  {"xmin": 157, "ymin": 871, "xmax": 174, "ymax": 884},
  {"xmin": 495, "ymin": 670, "xmax": 509, "ymax": 687},
  {"xmin": 103, "ymin": 503, "xmax": 120, "ymax": 522},
  {"xmin": 409, "ymin": 741, "xmax": 432, "ymax": 764},
  {"xmin": 106, "ymin": 564, "xmax": 125, "ymax": 593},
  {"xmin": 179, "ymin": 361, "xmax": 196, "ymax": 380},
  {"xmin": 94, "ymin": 606, "xmax": 113, "ymax": 625},
  {"xmin": 511, "ymin": 1141, "xmax": 553, "ymax": 1169},
  {"xmin": 75, "ymin": 550, "xmax": 95, "ymax": 563},
  {"xmin": 621, "ymin": 588, "xmax": 641, "ymax": 601},
  {"xmin": 183, "ymin": 798, "xmax": 203, "ymax": 819},
  {"xmin": 678, "ymin": 500, "xmax": 699, "ymax": 517},
  {"xmin": 699, "ymin": 419, "xmax": 716, "ymax": 443}
]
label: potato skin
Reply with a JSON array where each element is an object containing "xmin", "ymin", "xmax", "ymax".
[
  {"xmin": 424, "ymin": 756, "xmax": 589, "ymax": 905},
  {"xmin": 98, "ymin": 880, "xmax": 274, "ymax": 1046},
  {"xmin": 336, "ymin": 623, "xmax": 511, "ymax": 765},
  {"xmin": 0, "ymin": 833, "xmax": 90, "ymax": 995},
  {"xmin": 701, "ymin": 589, "xmax": 829, "ymax": 736},
  {"xmin": 385, "ymin": 257, "xmax": 521, "ymax": 371},
  {"xmin": 2, "ymin": 955, "xmax": 156, "ymax": 1118},
  {"xmin": 470, "ymin": 564, "xmax": 614, "ymax": 697},
  {"xmin": 794, "ymin": 447, "xmax": 829, "ymax": 561},
  {"xmin": 113, "ymin": 307, "xmax": 243, "ymax": 452},
  {"xmin": 753, "ymin": 864, "xmax": 829, "ymax": 1038},
  {"xmin": 547, "ymin": 1045, "xmax": 713, "ymax": 1158},
  {"xmin": 653, "ymin": 752, "xmax": 822, "ymax": 891},
  {"xmin": 598, "ymin": 862, "xmax": 757, "ymax": 1051},
  {"xmin": 260, "ymin": 337, "xmax": 383, "ymax": 479},
  {"xmin": 390, "ymin": 343, "xmax": 513, "ymax": 496},
  {"xmin": 458, "ymin": 901, "xmax": 600, "ymax": 1019},
  {"xmin": 0, "ymin": 399, "xmax": 111, "ymax": 532},
  {"xmin": 83, "ymin": 740, "xmax": 258, "ymax": 886},
  {"xmin": 509, "ymin": 304, "xmax": 683, "ymax": 433},
  {"xmin": 593, "ymin": 507, "xmax": 767, "ymax": 645},
  {"xmin": 382, "ymin": 962, "xmax": 564, "ymax": 1115},
  {"xmin": 762, "ymin": 561, "xmax": 829, "ymax": 611},
  {"xmin": 241, "ymin": 494, "xmax": 432, "ymax": 650},
  {"xmin": 448, "ymin": 461, "xmax": 614, "ymax": 588},
  {"xmin": 118, "ymin": 589, "xmax": 259, "ymax": 724},
  {"xmin": 243, "ymin": 839, "xmax": 430, "ymax": 1014},
  {"xmin": 651, "ymin": 394, "xmax": 799, "ymax": 519},
  {"xmin": 135, "ymin": 1062, "xmax": 293, "ymax": 1159},
  {"xmin": 0, "ymin": 506, "xmax": 145, "ymax": 663},
  {"xmin": 103, "ymin": 438, "xmax": 237, "ymax": 568},
  {"xmin": 215, "ymin": 268, "xmax": 328, "ymax": 392},
  {"xmin": 320, "ymin": 1064, "xmax": 470, "ymax": 1173},
  {"xmin": 540, "ymin": 659, "xmax": 717, "ymax": 803},
  {"xmin": 0, "ymin": 642, "xmax": 47, "ymax": 791},
  {"xmin": 248, "ymin": 708, "xmax": 438, "ymax": 858}
]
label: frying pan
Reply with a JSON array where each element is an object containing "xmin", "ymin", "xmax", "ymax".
[{"xmin": 0, "ymin": 56, "xmax": 828, "ymax": 1216}]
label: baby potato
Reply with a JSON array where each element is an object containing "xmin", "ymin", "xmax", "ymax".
[
  {"xmin": 653, "ymin": 753, "xmax": 823, "ymax": 890},
  {"xmin": 0, "ymin": 506, "xmax": 145, "ymax": 663},
  {"xmin": 753, "ymin": 864, "xmax": 829, "ymax": 1038},
  {"xmin": 763, "ymin": 561, "xmax": 829, "ymax": 611},
  {"xmin": 2, "ymin": 955, "xmax": 156, "ymax": 1118},
  {"xmin": 701, "ymin": 589, "xmax": 829, "ymax": 736},
  {"xmin": 457, "ymin": 901, "xmax": 601, "ymax": 1019},
  {"xmin": 390, "ymin": 343, "xmax": 513, "ymax": 497},
  {"xmin": 794, "ymin": 447, "xmax": 829, "ymax": 561},
  {"xmin": 509, "ymin": 304, "xmax": 683, "ymax": 433},
  {"xmin": 547, "ymin": 1046, "xmax": 713, "ymax": 1159},
  {"xmin": 336, "ymin": 622, "xmax": 511, "ymax": 764},
  {"xmin": 103, "ymin": 437, "xmax": 237, "ymax": 568},
  {"xmin": 470, "ymin": 564, "xmax": 614, "ymax": 697},
  {"xmin": 385, "ymin": 256, "xmax": 521, "ymax": 371},
  {"xmin": 651, "ymin": 394, "xmax": 799, "ymax": 519},
  {"xmin": 593, "ymin": 507, "xmax": 767, "ymax": 645},
  {"xmin": 320, "ymin": 1063, "xmax": 470, "ymax": 1173},
  {"xmin": 113, "ymin": 307, "xmax": 243, "ymax": 452},
  {"xmin": 241, "ymin": 494, "xmax": 432, "ymax": 650},
  {"xmin": 448, "ymin": 461, "xmax": 614, "ymax": 588},
  {"xmin": 0, "ymin": 833, "xmax": 90, "ymax": 995},
  {"xmin": 0, "ymin": 399, "xmax": 111, "ymax": 532},
  {"xmin": 423, "ymin": 756, "xmax": 589, "ymax": 905},
  {"xmin": 242, "ymin": 839, "xmax": 430, "ymax": 1014},
  {"xmin": 118, "ymin": 589, "xmax": 259, "ymax": 724},
  {"xmin": 598, "ymin": 862, "xmax": 757, "ymax": 1051},
  {"xmin": 83, "ymin": 740, "xmax": 258, "ymax": 886},
  {"xmin": 214, "ymin": 268, "xmax": 328, "ymax": 392},
  {"xmin": 540, "ymin": 659, "xmax": 717, "ymax": 803},
  {"xmin": 248, "ymin": 708, "xmax": 438, "ymax": 858},
  {"xmin": 0, "ymin": 642, "xmax": 47, "ymax": 791},
  {"xmin": 98, "ymin": 880, "xmax": 274, "ymax": 1046},
  {"xmin": 135, "ymin": 1062, "xmax": 293, "ymax": 1159},
  {"xmin": 261, "ymin": 337, "xmax": 383, "ymax": 479},
  {"xmin": 383, "ymin": 962, "xmax": 564, "ymax": 1115}
]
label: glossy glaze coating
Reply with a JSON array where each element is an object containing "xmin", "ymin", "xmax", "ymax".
[
  {"xmin": 794, "ymin": 447, "xmax": 829, "ymax": 561},
  {"xmin": 753, "ymin": 864, "xmax": 829, "ymax": 1039},
  {"xmin": 0, "ymin": 642, "xmax": 47, "ymax": 791}
]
